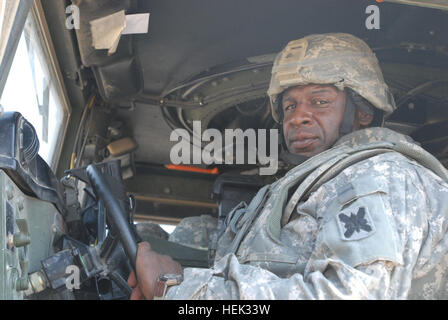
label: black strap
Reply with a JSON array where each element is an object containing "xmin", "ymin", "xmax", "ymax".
[{"xmin": 339, "ymin": 91, "xmax": 357, "ymax": 137}]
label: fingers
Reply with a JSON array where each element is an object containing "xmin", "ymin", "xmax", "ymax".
[
  {"xmin": 174, "ymin": 261, "xmax": 183, "ymax": 275},
  {"xmin": 130, "ymin": 240, "xmax": 183, "ymax": 300},
  {"xmin": 136, "ymin": 241, "xmax": 154, "ymax": 273},
  {"xmin": 130, "ymin": 285, "xmax": 145, "ymax": 300},
  {"xmin": 127, "ymin": 270, "xmax": 137, "ymax": 287},
  {"xmin": 128, "ymin": 242, "xmax": 151, "ymax": 287}
]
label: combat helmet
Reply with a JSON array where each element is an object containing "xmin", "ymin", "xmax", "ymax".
[{"xmin": 267, "ymin": 33, "xmax": 396, "ymax": 123}]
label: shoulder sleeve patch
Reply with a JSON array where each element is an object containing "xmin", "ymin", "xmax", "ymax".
[{"xmin": 321, "ymin": 177, "xmax": 403, "ymax": 268}]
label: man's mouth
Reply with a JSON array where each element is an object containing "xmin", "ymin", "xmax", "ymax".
[
  {"xmin": 288, "ymin": 133, "xmax": 319, "ymax": 151},
  {"xmin": 290, "ymin": 138, "xmax": 318, "ymax": 150}
]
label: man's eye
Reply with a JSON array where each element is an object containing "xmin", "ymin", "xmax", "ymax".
[
  {"xmin": 313, "ymin": 100, "xmax": 328, "ymax": 106},
  {"xmin": 284, "ymin": 104, "xmax": 295, "ymax": 111}
]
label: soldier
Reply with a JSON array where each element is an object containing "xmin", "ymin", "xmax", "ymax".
[{"xmin": 127, "ymin": 33, "xmax": 448, "ymax": 299}]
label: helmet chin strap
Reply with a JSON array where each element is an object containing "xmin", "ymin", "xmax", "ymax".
[{"xmin": 338, "ymin": 91, "xmax": 357, "ymax": 137}]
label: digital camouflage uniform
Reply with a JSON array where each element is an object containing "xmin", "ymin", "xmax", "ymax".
[
  {"xmin": 166, "ymin": 127, "xmax": 448, "ymax": 299},
  {"xmin": 168, "ymin": 214, "xmax": 218, "ymax": 250}
]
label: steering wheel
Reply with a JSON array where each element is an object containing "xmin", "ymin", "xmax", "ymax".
[{"xmin": 85, "ymin": 164, "xmax": 139, "ymax": 273}]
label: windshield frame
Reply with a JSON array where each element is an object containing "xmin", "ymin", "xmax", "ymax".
[{"xmin": 31, "ymin": 0, "xmax": 71, "ymax": 170}]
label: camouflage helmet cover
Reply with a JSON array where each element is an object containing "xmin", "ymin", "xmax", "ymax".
[{"xmin": 267, "ymin": 33, "xmax": 396, "ymax": 123}]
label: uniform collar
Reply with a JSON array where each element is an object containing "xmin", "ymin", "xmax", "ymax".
[{"xmin": 334, "ymin": 127, "xmax": 417, "ymax": 149}]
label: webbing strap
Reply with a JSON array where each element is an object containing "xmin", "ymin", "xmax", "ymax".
[
  {"xmin": 282, "ymin": 148, "xmax": 393, "ymax": 226},
  {"xmin": 281, "ymin": 140, "xmax": 448, "ymax": 226},
  {"xmin": 225, "ymin": 185, "xmax": 270, "ymax": 256}
]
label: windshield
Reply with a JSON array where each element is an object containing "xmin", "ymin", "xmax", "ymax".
[{"xmin": 0, "ymin": 5, "xmax": 69, "ymax": 169}]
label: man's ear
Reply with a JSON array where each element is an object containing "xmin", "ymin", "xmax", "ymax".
[{"xmin": 356, "ymin": 108, "xmax": 374, "ymax": 127}]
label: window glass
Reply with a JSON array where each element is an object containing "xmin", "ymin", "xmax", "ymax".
[{"xmin": 0, "ymin": 9, "xmax": 68, "ymax": 169}]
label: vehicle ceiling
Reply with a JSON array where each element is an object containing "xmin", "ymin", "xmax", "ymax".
[
  {"xmin": 66, "ymin": 0, "xmax": 448, "ymax": 166},
  {"xmin": 137, "ymin": 0, "xmax": 448, "ymax": 94}
]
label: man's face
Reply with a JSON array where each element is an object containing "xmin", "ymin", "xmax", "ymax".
[{"xmin": 281, "ymin": 84, "xmax": 346, "ymax": 157}]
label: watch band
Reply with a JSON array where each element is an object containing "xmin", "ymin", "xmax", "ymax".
[{"xmin": 153, "ymin": 273, "xmax": 183, "ymax": 300}]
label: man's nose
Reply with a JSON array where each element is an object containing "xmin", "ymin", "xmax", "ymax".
[{"xmin": 288, "ymin": 104, "xmax": 313, "ymax": 127}]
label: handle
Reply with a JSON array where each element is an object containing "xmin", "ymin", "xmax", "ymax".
[{"xmin": 86, "ymin": 164, "xmax": 138, "ymax": 272}]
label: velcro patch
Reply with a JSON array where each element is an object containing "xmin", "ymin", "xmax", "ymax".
[
  {"xmin": 280, "ymin": 39, "xmax": 308, "ymax": 63},
  {"xmin": 337, "ymin": 206, "xmax": 376, "ymax": 241}
]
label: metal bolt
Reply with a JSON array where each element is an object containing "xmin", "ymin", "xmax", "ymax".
[{"xmin": 13, "ymin": 233, "xmax": 30, "ymax": 248}]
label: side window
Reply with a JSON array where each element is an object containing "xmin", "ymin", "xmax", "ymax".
[{"xmin": 0, "ymin": 6, "xmax": 69, "ymax": 170}]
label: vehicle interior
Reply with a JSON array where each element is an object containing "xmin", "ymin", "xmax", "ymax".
[{"xmin": 0, "ymin": 0, "xmax": 447, "ymax": 299}]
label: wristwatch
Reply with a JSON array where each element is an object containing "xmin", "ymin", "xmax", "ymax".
[{"xmin": 153, "ymin": 273, "xmax": 183, "ymax": 300}]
